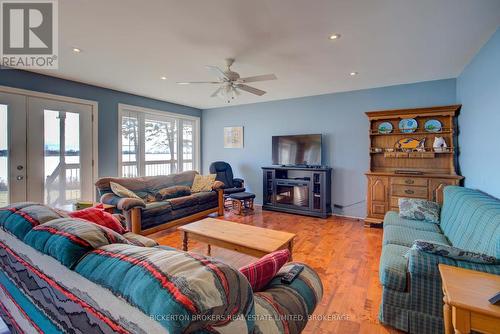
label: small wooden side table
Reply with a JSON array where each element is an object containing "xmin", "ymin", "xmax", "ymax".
[
  {"xmin": 439, "ymin": 264, "xmax": 500, "ymax": 334},
  {"xmin": 62, "ymin": 201, "xmax": 115, "ymax": 213}
]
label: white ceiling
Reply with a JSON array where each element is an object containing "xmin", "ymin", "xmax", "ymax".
[{"xmin": 34, "ymin": 0, "xmax": 500, "ymax": 109}]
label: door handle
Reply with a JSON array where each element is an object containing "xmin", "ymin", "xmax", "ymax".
[{"xmin": 16, "ymin": 175, "xmax": 24, "ymax": 181}]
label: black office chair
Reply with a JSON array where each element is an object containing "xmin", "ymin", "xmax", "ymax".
[{"xmin": 209, "ymin": 161, "xmax": 245, "ymax": 195}]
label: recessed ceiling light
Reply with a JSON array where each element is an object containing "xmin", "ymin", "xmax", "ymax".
[
  {"xmin": 329, "ymin": 34, "xmax": 341, "ymax": 40},
  {"xmin": 72, "ymin": 47, "xmax": 82, "ymax": 53},
  {"xmin": 350, "ymin": 71, "xmax": 358, "ymax": 76},
  {"xmin": 160, "ymin": 76, "xmax": 167, "ymax": 80},
  {"xmin": 177, "ymin": 82, "xmax": 190, "ymax": 85}
]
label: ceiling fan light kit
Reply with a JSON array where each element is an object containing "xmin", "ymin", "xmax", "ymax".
[{"xmin": 177, "ymin": 58, "xmax": 277, "ymax": 103}]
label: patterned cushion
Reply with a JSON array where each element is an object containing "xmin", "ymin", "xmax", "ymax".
[
  {"xmin": 74, "ymin": 244, "xmax": 255, "ymax": 333},
  {"xmin": 384, "ymin": 211, "xmax": 441, "ymax": 232},
  {"xmin": 122, "ymin": 232, "xmax": 159, "ymax": 247},
  {"xmin": 190, "ymin": 191, "xmax": 218, "ymax": 204},
  {"xmin": 383, "ymin": 225, "xmax": 449, "ymax": 248},
  {"xmin": 24, "ymin": 218, "xmax": 130, "ymax": 268},
  {"xmin": 0, "ymin": 202, "xmax": 67, "ymax": 240},
  {"xmin": 254, "ymin": 262, "xmax": 323, "ymax": 334},
  {"xmin": 239, "ymin": 249, "xmax": 290, "ymax": 291},
  {"xmin": 110, "ymin": 182, "xmax": 143, "ymax": 200},
  {"xmin": 412, "ymin": 240, "xmax": 498, "ymax": 264},
  {"xmin": 379, "ymin": 244, "xmax": 410, "ymax": 292},
  {"xmin": 100, "ymin": 193, "xmax": 146, "ymax": 211},
  {"xmin": 191, "ymin": 174, "xmax": 216, "ymax": 193},
  {"xmin": 399, "ymin": 198, "xmax": 440, "ymax": 223},
  {"xmin": 69, "ymin": 206, "xmax": 127, "ymax": 234},
  {"xmin": 154, "ymin": 185, "xmax": 191, "ymax": 201},
  {"xmin": 134, "ymin": 191, "xmax": 157, "ymax": 203},
  {"xmin": 167, "ymin": 195, "xmax": 198, "ymax": 210}
]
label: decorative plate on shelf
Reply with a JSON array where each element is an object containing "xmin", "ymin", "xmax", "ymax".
[
  {"xmin": 378, "ymin": 122, "xmax": 393, "ymax": 134},
  {"xmin": 399, "ymin": 118, "xmax": 418, "ymax": 133},
  {"xmin": 424, "ymin": 119, "xmax": 442, "ymax": 132}
]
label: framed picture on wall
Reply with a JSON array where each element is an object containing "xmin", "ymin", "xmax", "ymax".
[{"xmin": 224, "ymin": 126, "xmax": 244, "ymax": 148}]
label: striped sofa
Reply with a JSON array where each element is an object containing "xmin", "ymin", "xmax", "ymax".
[
  {"xmin": 0, "ymin": 202, "xmax": 322, "ymax": 333},
  {"xmin": 379, "ymin": 186, "xmax": 500, "ymax": 333}
]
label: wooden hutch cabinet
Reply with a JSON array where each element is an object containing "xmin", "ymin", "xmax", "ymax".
[{"xmin": 365, "ymin": 105, "xmax": 463, "ymax": 225}]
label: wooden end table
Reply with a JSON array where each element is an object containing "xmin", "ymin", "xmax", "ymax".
[
  {"xmin": 439, "ymin": 264, "xmax": 500, "ymax": 334},
  {"xmin": 178, "ymin": 218, "xmax": 296, "ymax": 259},
  {"xmin": 61, "ymin": 201, "xmax": 115, "ymax": 213}
]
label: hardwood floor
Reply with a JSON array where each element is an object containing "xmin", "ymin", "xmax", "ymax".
[{"xmin": 149, "ymin": 206, "xmax": 402, "ymax": 334}]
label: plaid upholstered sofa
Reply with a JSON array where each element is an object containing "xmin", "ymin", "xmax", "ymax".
[
  {"xmin": 379, "ymin": 186, "xmax": 500, "ymax": 333},
  {"xmin": 0, "ymin": 202, "xmax": 323, "ymax": 333},
  {"xmin": 95, "ymin": 171, "xmax": 224, "ymax": 235}
]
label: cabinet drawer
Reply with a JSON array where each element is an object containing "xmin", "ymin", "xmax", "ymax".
[
  {"xmin": 391, "ymin": 177, "xmax": 428, "ymax": 187},
  {"xmin": 371, "ymin": 202, "xmax": 387, "ymax": 216},
  {"xmin": 391, "ymin": 185, "xmax": 428, "ymax": 198},
  {"xmin": 390, "ymin": 196, "xmax": 401, "ymax": 208}
]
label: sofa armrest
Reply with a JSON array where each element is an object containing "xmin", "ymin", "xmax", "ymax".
[
  {"xmin": 253, "ymin": 263, "xmax": 323, "ymax": 334},
  {"xmin": 233, "ymin": 178, "xmax": 244, "ymax": 188},
  {"xmin": 100, "ymin": 193, "xmax": 146, "ymax": 211},
  {"xmin": 408, "ymin": 248, "xmax": 500, "ymax": 278}
]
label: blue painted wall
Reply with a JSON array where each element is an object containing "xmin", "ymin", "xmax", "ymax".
[
  {"xmin": 0, "ymin": 69, "xmax": 201, "ymax": 177},
  {"xmin": 202, "ymin": 79, "xmax": 457, "ymax": 218},
  {"xmin": 457, "ymin": 28, "xmax": 500, "ymax": 198}
]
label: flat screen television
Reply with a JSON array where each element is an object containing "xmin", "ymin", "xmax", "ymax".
[{"xmin": 272, "ymin": 134, "xmax": 322, "ymax": 166}]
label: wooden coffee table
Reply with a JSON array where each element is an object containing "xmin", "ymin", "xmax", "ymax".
[
  {"xmin": 178, "ymin": 218, "xmax": 296, "ymax": 259},
  {"xmin": 439, "ymin": 264, "xmax": 500, "ymax": 334}
]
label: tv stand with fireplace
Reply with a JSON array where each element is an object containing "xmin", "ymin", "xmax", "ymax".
[{"xmin": 262, "ymin": 166, "xmax": 332, "ymax": 218}]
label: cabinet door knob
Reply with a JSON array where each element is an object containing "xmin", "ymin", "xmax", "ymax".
[
  {"xmin": 405, "ymin": 179, "xmax": 414, "ymax": 184},
  {"xmin": 405, "ymin": 189, "xmax": 414, "ymax": 195}
]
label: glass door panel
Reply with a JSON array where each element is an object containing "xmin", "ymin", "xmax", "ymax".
[
  {"xmin": 0, "ymin": 92, "xmax": 27, "ymax": 205},
  {"xmin": 28, "ymin": 97, "xmax": 93, "ymax": 207},
  {"xmin": 0, "ymin": 105, "xmax": 8, "ymax": 206},
  {"xmin": 43, "ymin": 110, "xmax": 82, "ymax": 207}
]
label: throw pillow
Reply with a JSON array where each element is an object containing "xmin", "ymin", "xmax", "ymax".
[
  {"xmin": 239, "ymin": 249, "xmax": 291, "ymax": 291},
  {"xmin": 412, "ymin": 240, "xmax": 498, "ymax": 264},
  {"xmin": 69, "ymin": 206, "xmax": 127, "ymax": 234},
  {"xmin": 110, "ymin": 182, "xmax": 142, "ymax": 200},
  {"xmin": 399, "ymin": 198, "xmax": 440, "ymax": 223},
  {"xmin": 191, "ymin": 174, "xmax": 216, "ymax": 193},
  {"xmin": 155, "ymin": 185, "xmax": 192, "ymax": 201}
]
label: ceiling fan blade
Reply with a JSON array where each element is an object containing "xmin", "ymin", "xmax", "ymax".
[
  {"xmin": 206, "ymin": 65, "xmax": 229, "ymax": 80},
  {"xmin": 239, "ymin": 74, "xmax": 277, "ymax": 83},
  {"xmin": 236, "ymin": 84, "xmax": 266, "ymax": 96},
  {"xmin": 176, "ymin": 81, "xmax": 221, "ymax": 85},
  {"xmin": 210, "ymin": 86, "xmax": 223, "ymax": 97}
]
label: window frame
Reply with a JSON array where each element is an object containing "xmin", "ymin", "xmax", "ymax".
[{"xmin": 117, "ymin": 103, "xmax": 200, "ymax": 177}]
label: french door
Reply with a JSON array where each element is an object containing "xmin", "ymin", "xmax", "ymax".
[{"xmin": 0, "ymin": 91, "xmax": 95, "ymax": 208}]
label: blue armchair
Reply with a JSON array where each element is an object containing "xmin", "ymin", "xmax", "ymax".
[{"xmin": 209, "ymin": 161, "xmax": 245, "ymax": 195}]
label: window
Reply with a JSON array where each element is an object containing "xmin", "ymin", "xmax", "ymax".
[{"xmin": 118, "ymin": 104, "xmax": 200, "ymax": 177}]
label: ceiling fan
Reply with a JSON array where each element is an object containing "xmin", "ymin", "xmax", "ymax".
[{"xmin": 177, "ymin": 58, "xmax": 277, "ymax": 103}]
